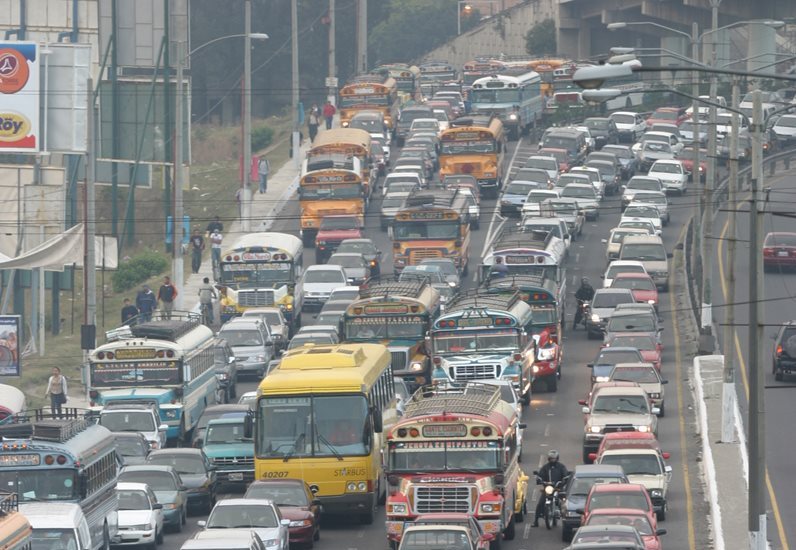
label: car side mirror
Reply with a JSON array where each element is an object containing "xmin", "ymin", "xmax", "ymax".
[
  {"xmin": 581, "ymin": 406, "xmax": 590, "ymax": 414},
  {"xmin": 281, "ymin": 519, "xmax": 291, "ymax": 527},
  {"xmin": 667, "ymin": 252, "xmax": 673, "ymax": 258},
  {"xmin": 518, "ymin": 423, "xmax": 527, "ymax": 429},
  {"xmin": 197, "ymin": 520, "xmax": 207, "ymax": 527},
  {"xmin": 599, "ymin": 275, "xmax": 605, "ymax": 279},
  {"xmin": 228, "ymin": 356, "xmax": 236, "ymax": 364},
  {"xmin": 661, "ymin": 380, "xmax": 669, "ymax": 385},
  {"xmin": 662, "ymin": 452, "xmax": 671, "ymax": 460},
  {"xmin": 158, "ymin": 424, "xmax": 168, "ymax": 432},
  {"xmin": 153, "ymin": 503, "xmax": 163, "ymax": 510},
  {"xmin": 656, "ymin": 528, "xmax": 668, "ymax": 536},
  {"xmin": 588, "ymin": 453, "xmax": 597, "ymax": 461},
  {"xmin": 312, "ymin": 499, "xmax": 322, "ymax": 506},
  {"xmin": 586, "ymin": 363, "xmax": 594, "ymax": 369},
  {"xmin": 578, "ymin": 399, "xmax": 587, "ymax": 406},
  {"xmin": 651, "ymin": 407, "xmax": 661, "ymax": 415}
]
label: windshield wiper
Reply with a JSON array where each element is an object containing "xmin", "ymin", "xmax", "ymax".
[
  {"xmin": 315, "ymin": 432, "xmax": 344, "ymax": 461},
  {"xmin": 283, "ymin": 433, "xmax": 306, "ymax": 462}
]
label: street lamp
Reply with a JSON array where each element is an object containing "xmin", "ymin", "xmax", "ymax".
[
  {"xmin": 457, "ymin": 1, "xmax": 499, "ymax": 35},
  {"xmin": 188, "ymin": 32, "xmax": 269, "ymax": 57}
]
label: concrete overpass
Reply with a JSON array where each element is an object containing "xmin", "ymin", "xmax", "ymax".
[{"xmin": 557, "ymin": 0, "xmax": 796, "ymax": 71}]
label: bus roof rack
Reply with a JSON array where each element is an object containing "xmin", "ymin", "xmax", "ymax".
[
  {"xmin": 492, "ymin": 227, "xmax": 553, "ymax": 251},
  {"xmin": 405, "ymin": 188, "xmax": 459, "ymax": 208},
  {"xmin": 358, "ymin": 279, "xmax": 428, "ymax": 300},
  {"xmin": 444, "ymin": 289, "xmax": 521, "ymax": 313},
  {"xmin": 485, "ymin": 272, "xmax": 549, "ymax": 290},
  {"xmin": 0, "ymin": 491, "xmax": 18, "ymax": 514},
  {"xmin": 449, "ymin": 114, "xmax": 495, "ymax": 128},
  {"xmin": 0, "ymin": 409, "xmax": 94, "ymax": 443},
  {"xmin": 130, "ymin": 314, "xmax": 202, "ymax": 341},
  {"xmin": 404, "ymin": 383, "xmax": 501, "ymax": 418}
]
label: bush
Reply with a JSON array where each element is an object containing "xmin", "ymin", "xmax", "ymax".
[
  {"xmin": 112, "ymin": 250, "xmax": 169, "ymax": 292},
  {"xmin": 251, "ymin": 125, "xmax": 274, "ymax": 152}
]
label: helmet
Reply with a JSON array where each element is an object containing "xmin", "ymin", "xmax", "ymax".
[
  {"xmin": 581, "ymin": 277, "xmax": 590, "ymax": 286},
  {"xmin": 547, "ymin": 449, "xmax": 559, "ymax": 462}
]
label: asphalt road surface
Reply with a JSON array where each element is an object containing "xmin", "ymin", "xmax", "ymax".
[
  {"xmin": 153, "ymin": 135, "xmax": 711, "ymax": 550},
  {"xmin": 712, "ymin": 168, "xmax": 796, "ymax": 550}
]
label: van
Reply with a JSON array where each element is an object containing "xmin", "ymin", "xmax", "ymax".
[
  {"xmin": 539, "ymin": 129, "xmax": 587, "ymax": 166},
  {"xmin": 618, "ymin": 235, "xmax": 671, "ymax": 291},
  {"xmin": 21, "ymin": 503, "xmax": 98, "ymax": 550}
]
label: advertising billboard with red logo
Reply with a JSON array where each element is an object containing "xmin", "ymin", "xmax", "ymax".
[{"xmin": 0, "ymin": 42, "xmax": 39, "ymax": 152}]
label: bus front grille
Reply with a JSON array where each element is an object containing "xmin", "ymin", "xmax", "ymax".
[
  {"xmin": 408, "ymin": 249, "xmax": 444, "ymax": 263},
  {"xmin": 412, "ymin": 485, "xmax": 473, "ymax": 514},
  {"xmin": 238, "ymin": 290, "xmax": 275, "ymax": 307},
  {"xmin": 390, "ymin": 350, "xmax": 409, "ymax": 371},
  {"xmin": 451, "ymin": 364, "xmax": 500, "ymax": 381}
]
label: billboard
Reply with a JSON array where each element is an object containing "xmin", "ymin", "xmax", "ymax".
[
  {"xmin": 0, "ymin": 42, "xmax": 40, "ymax": 152},
  {"xmin": 0, "ymin": 316, "xmax": 20, "ymax": 377}
]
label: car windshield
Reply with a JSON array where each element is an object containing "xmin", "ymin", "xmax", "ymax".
[
  {"xmin": 433, "ymin": 330, "xmax": 520, "ymax": 354},
  {"xmin": 611, "ymin": 114, "xmax": 635, "ymax": 125},
  {"xmin": 506, "ymin": 182, "xmax": 537, "ymax": 195},
  {"xmin": 515, "ymin": 170, "xmax": 549, "ymax": 184},
  {"xmin": 304, "ymin": 270, "xmax": 346, "ymax": 284},
  {"xmin": 329, "ymin": 255, "xmax": 365, "ymax": 269},
  {"xmin": 525, "ymin": 158, "xmax": 556, "ymax": 170},
  {"xmin": 589, "ymin": 491, "xmax": 650, "ymax": 512},
  {"xmin": 621, "ymin": 244, "xmax": 666, "ymax": 261},
  {"xmin": 624, "ymin": 206, "xmax": 658, "ymax": 218},
  {"xmin": 618, "ymin": 221, "xmax": 653, "ymax": 233},
  {"xmin": 337, "ymin": 241, "xmax": 376, "ymax": 255},
  {"xmin": 653, "ymin": 110, "xmax": 678, "ymax": 121},
  {"xmin": 115, "ymin": 436, "xmax": 148, "ymax": 456},
  {"xmin": 611, "ymin": 231, "xmax": 641, "ymax": 244},
  {"xmin": 585, "ymin": 119, "xmax": 609, "ymax": 129},
  {"xmin": 207, "ymin": 504, "xmax": 278, "ymax": 529},
  {"xmin": 316, "ymin": 313, "xmax": 342, "ymax": 326},
  {"xmin": 119, "ymin": 471, "xmax": 177, "ymax": 491},
  {"xmin": 562, "ymin": 186, "xmax": 595, "ymax": 199},
  {"xmin": 247, "ymin": 483, "xmax": 309, "ymax": 506},
  {"xmin": 610, "ymin": 335, "xmax": 656, "ymax": 350},
  {"xmin": 592, "ymin": 292, "xmax": 634, "ymax": 309},
  {"xmin": 421, "ymin": 260, "xmax": 457, "ymax": 276},
  {"xmin": 602, "ymin": 147, "xmax": 631, "ymax": 159},
  {"xmin": 558, "ymin": 175, "xmax": 589, "ymax": 186},
  {"xmin": 147, "ymin": 454, "xmax": 207, "ymax": 475},
  {"xmin": 383, "ymin": 196, "xmax": 408, "ymax": 209},
  {"xmin": 601, "ymin": 454, "xmax": 662, "ymax": 476},
  {"xmin": 288, "ymin": 335, "xmax": 334, "ymax": 350},
  {"xmin": 612, "ymin": 277, "xmax": 655, "ymax": 291},
  {"xmin": 587, "ymin": 514, "xmax": 653, "ymax": 536},
  {"xmin": 592, "ymin": 395, "xmax": 649, "ymax": 414},
  {"xmin": 569, "ymin": 477, "xmax": 618, "ymax": 496},
  {"xmin": 651, "ymin": 163, "xmax": 681, "ymax": 174},
  {"xmin": 30, "ymin": 529, "xmax": 80, "ymax": 550},
  {"xmin": 627, "ymin": 179, "xmax": 660, "ymax": 191},
  {"xmin": 765, "ymin": 233, "xmax": 796, "ymax": 246},
  {"xmin": 608, "ymin": 265, "xmax": 648, "ymax": 279},
  {"xmin": 634, "ymin": 194, "xmax": 666, "ymax": 207},
  {"xmin": 611, "ymin": 366, "xmax": 659, "ymax": 384},
  {"xmin": 595, "ymin": 350, "xmax": 642, "ymax": 365},
  {"xmin": 608, "ymin": 314, "xmax": 656, "ymax": 332},
  {"xmin": 100, "ymin": 411, "xmax": 155, "ymax": 433},
  {"xmin": 587, "ymin": 162, "xmax": 614, "ymax": 175},
  {"xmin": 205, "ymin": 422, "xmax": 247, "ymax": 444},
  {"xmin": 218, "ymin": 329, "xmax": 263, "ymax": 347},
  {"xmin": 118, "ymin": 489, "xmax": 151, "ymax": 510},
  {"xmin": 400, "ymin": 530, "xmax": 472, "ymax": 550},
  {"xmin": 776, "ymin": 116, "xmax": 796, "ymax": 128}
]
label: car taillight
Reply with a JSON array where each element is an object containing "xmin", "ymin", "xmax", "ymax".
[
  {"xmin": 776, "ymin": 344, "xmax": 783, "ymax": 356},
  {"xmin": 763, "ymin": 248, "xmax": 774, "ymax": 256}
]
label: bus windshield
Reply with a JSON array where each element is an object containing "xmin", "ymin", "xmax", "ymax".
[
  {"xmin": 393, "ymin": 221, "xmax": 459, "ymax": 240},
  {"xmin": 471, "ymin": 89, "xmax": 520, "ymax": 103},
  {"xmin": 530, "ymin": 306, "xmax": 557, "ymax": 324},
  {"xmin": 345, "ymin": 316, "xmax": 426, "ymax": 340},
  {"xmin": 0, "ymin": 469, "xmax": 77, "ymax": 502},
  {"xmin": 389, "ymin": 440, "xmax": 500, "ymax": 471},
  {"xmin": 31, "ymin": 529, "xmax": 79, "ymax": 550},
  {"xmin": 433, "ymin": 329, "xmax": 519, "ymax": 354},
  {"xmin": 440, "ymin": 140, "xmax": 496, "ymax": 155},
  {"xmin": 257, "ymin": 395, "xmax": 370, "ymax": 458},
  {"xmin": 221, "ymin": 263, "xmax": 292, "ymax": 285},
  {"xmin": 90, "ymin": 362, "xmax": 180, "ymax": 387},
  {"xmin": 340, "ymin": 95, "xmax": 389, "ymax": 107},
  {"xmin": 299, "ymin": 184, "xmax": 362, "ymax": 200}
]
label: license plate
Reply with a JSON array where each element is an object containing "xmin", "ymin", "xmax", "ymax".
[
  {"xmin": 228, "ymin": 473, "xmax": 243, "ymax": 481},
  {"xmin": 778, "ymin": 250, "xmax": 789, "ymax": 257}
]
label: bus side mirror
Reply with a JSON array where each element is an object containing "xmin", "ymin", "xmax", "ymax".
[
  {"xmin": 373, "ymin": 408, "xmax": 383, "ymax": 434},
  {"xmin": 78, "ymin": 472, "xmax": 89, "ymax": 499},
  {"xmin": 244, "ymin": 413, "xmax": 254, "ymax": 439}
]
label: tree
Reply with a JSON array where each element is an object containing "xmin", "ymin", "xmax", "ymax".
[{"xmin": 525, "ymin": 18, "xmax": 556, "ymax": 56}]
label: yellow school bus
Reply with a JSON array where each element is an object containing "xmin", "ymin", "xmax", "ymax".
[
  {"xmin": 339, "ymin": 74, "xmax": 400, "ymax": 129},
  {"xmin": 254, "ymin": 344, "xmax": 397, "ymax": 524},
  {"xmin": 372, "ymin": 64, "xmax": 420, "ymax": 105},
  {"xmin": 439, "ymin": 115, "xmax": 505, "ymax": 198},
  {"xmin": 308, "ymin": 128, "xmax": 377, "ymax": 198},
  {"xmin": 298, "ymin": 168, "xmax": 365, "ymax": 247},
  {"xmin": 392, "ymin": 188, "xmax": 471, "ymax": 275},
  {"xmin": 0, "ymin": 493, "xmax": 32, "ymax": 550}
]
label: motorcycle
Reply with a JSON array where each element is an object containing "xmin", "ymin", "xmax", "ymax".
[
  {"xmin": 535, "ymin": 474, "xmax": 568, "ymax": 529},
  {"xmin": 572, "ymin": 300, "xmax": 589, "ymax": 330}
]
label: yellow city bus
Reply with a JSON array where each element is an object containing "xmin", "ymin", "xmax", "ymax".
[
  {"xmin": 343, "ymin": 280, "xmax": 441, "ymax": 388},
  {"xmin": 527, "ymin": 58, "xmax": 573, "ymax": 98},
  {"xmin": 298, "ymin": 168, "xmax": 365, "ymax": 247},
  {"xmin": 0, "ymin": 493, "xmax": 32, "ymax": 550},
  {"xmin": 439, "ymin": 115, "xmax": 505, "ymax": 198},
  {"xmin": 309, "ymin": 128, "xmax": 377, "ymax": 199},
  {"xmin": 254, "ymin": 343, "xmax": 397, "ymax": 524},
  {"xmin": 392, "ymin": 188, "xmax": 472, "ymax": 275},
  {"xmin": 218, "ymin": 233, "xmax": 304, "ymax": 329},
  {"xmin": 339, "ymin": 75, "xmax": 400, "ymax": 129}
]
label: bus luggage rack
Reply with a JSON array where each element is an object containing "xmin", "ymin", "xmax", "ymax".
[
  {"xmin": 486, "ymin": 273, "xmax": 548, "ymax": 290},
  {"xmin": 492, "ymin": 227, "xmax": 552, "ymax": 251},
  {"xmin": 0, "ymin": 491, "xmax": 18, "ymax": 514},
  {"xmin": 359, "ymin": 279, "xmax": 427, "ymax": 300},
  {"xmin": 106, "ymin": 312, "xmax": 202, "ymax": 342},
  {"xmin": 404, "ymin": 383, "xmax": 500, "ymax": 418},
  {"xmin": 0, "ymin": 409, "xmax": 93, "ymax": 442},
  {"xmin": 444, "ymin": 289, "xmax": 521, "ymax": 313}
]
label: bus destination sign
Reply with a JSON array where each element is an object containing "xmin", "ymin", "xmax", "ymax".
[
  {"xmin": 0, "ymin": 454, "xmax": 41, "ymax": 466},
  {"xmin": 364, "ymin": 303, "xmax": 409, "ymax": 314},
  {"xmin": 456, "ymin": 317, "xmax": 494, "ymax": 328},
  {"xmin": 422, "ymin": 424, "xmax": 467, "ymax": 438},
  {"xmin": 114, "ymin": 348, "xmax": 157, "ymax": 360},
  {"xmin": 242, "ymin": 252, "xmax": 271, "ymax": 261},
  {"xmin": 407, "ymin": 211, "xmax": 445, "ymax": 220}
]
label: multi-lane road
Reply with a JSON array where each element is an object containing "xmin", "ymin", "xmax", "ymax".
[
  {"xmin": 713, "ymin": 169, "xmax": 796, "ymax": 550},
  {"xmin": 159, "ymin": 135, "xmax": 712, "ymax": 550}
]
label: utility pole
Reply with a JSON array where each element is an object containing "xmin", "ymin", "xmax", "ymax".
[
  {"xmin": 327, "ymin": 0, "xmax": 337, "ymax": 106},
  {"xmin": 721, "ymin": 79, "xmax": 739, "ymax": 443},
  {"xmin": 83, "ymin": 78, "xmax": 97, "ymax": 372},
  {"xmin": 690, "ymin": 22, "xmax": 702, "ymax": 302},
  {"xmin": 747, "ymin": 89, "xmax": 766, "ymax": 550},
  {"xmin": 241, "ymin": 0, "xmax": 253, "ymax": 232},
  {"xmin": 173, "ymin": 42, "xmax": 185, "ymax": 309},
  {"xmin": 291, "ymin": 0, "xmax": 301, "ymax": 169},
  {"xmin": 357, "ymin": 0, "xmax": 368, "ymax": 73}
]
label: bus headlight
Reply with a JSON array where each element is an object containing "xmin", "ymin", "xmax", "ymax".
[
  {"xmin": 410, "ymin": 362, "xmax": 423, "ymax": 372},
  {"xmin": 479, "ymin": 503, "xmax": 501, "ymax": 514},
  {"xmin": 508, "ymin": 113, "xmax": 518, "ymax": 121},
  {"xmin": 589, "ymin": 426, "xmax": 602, "ymax": 434},
  {"xmin": 164, "ymin": 410, "xmax": 178, "ymax": 419},
  {"xmin": 650, "ymin": 489, "xmax": 663, "ymax": 498}
]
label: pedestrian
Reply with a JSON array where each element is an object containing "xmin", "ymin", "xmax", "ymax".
[
  {"xmin": 210, "ymin": 228, "xmax": 223, "ymax": 275},
  {"xmin": 135, "ymin": 284, "xmax": 157, "ymax": 322},
  {"xmin": 308, "ymin": 104, "xmax": 320, "ymax": 142},
  {"xmin": 258, "ymin": 156, "xmax": 270, "ymax": 194},
  {"xmin": 121, "ymin": 298, "xmax": 139, "ymax": 326},
  {"xmin": 206, "ymin": 215, "xmax": 224, "ymax": 236},
  {"xmin": 235, "ymin": 188, "xmax": 242, "ymax": 216},
  {"xmin": 190, "ymin": 228, "xmax": 205, "ymax": 274},
  {"xmin": 322, "ymin": 100, "xmax": 336, "ymax": 130},
  {"xmin": 44, "ymin": 367, "xmax": 68, "ymax": 418},
  {"xmin": 198, "ymin": 277, "xmax": 217, "ymax": 325},
  {"xmin": 158, "ymin": 276, "xmax": 178, "ymax": 320}
]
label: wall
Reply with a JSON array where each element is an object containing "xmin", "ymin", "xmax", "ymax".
[{"xmin": 418, "ymin": 0, "xmax": 558, "ymax": 67}]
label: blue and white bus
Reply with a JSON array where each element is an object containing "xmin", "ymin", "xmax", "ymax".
[
  {"xmin": 469, "ymin": 71, "xmax": 543, "ymax": 140},
  {"xmin": 88, "ymin": 314, "xmax": 217, "ymax": 443},
  {"xmin": 0, "ymin": 411, "xmax": 119, "ymax": 550}
]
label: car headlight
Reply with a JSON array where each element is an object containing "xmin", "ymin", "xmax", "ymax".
[
  {"xmin": 589, "ymin": 426, "xmax": 602, "ymax": 433},
  {"xmin": 289, "ymin": 519, "xmax": 312, "ymax": 528},
  {"xmin": 410, "ymin": 362, "xmax": 423, "ymax": 372},
  {"xmin": 650, "ymin": 489, "xmax": 663, "ymax": 498},
  {"xmin": 591, "ymin": 314, "xmax": 600, "ymax": 323},
  {"xmin": 508, "ymin": 113, "xmax": 518, "ymax": 121},
  {"xmin": 130, "ymin": 524, "xmax": 151, "ymax": 531},
  {"xmin": 637, "ymin": 425, "xmax": 650, "ymax": 433},
  {"xmin": 648, "ymin": 392, "xmax": 660, "ymax": 399},
  {"xmin": 388, "ymin": 503, "xmax": 407, "ymax": 514},
  {"xmin": 594, "ymin": 376, "xmax": 610, "ymax": 383},
  {"xmin": 256, "ymin": 355, "xmax": 266, "ymax": 362},
  {"xmin": 263, "ymin": 539, "xmax": 280, "ymax": 549},
  {"xmin": 162, "ymin": 503, "xmax": 177, "ymax": 509},
  {"xmin": 480, "ymin": 503, "xmax": 501, "ymax": 513}
]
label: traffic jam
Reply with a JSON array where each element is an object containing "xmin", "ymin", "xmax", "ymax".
[{"xmin": 0, "ymin": 55, "xmax": 734, "ymax": 550}]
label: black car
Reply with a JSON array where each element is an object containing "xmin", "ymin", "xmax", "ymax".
[
  {"xmin": 336, "ymin": 238, "xmax": 383, "ymax": 278},
  {"xmin": 213, "ymin": 339, "xmax": 238, "ymax": 403},
  {"xmin": 587, "ymin": 347, "xmax": 645, "ymax": 385},
  {"xmin": 583, "ymin": 117, "xmax": 619, "ymax": 149},
  {"xmin": 560, "ymin": 464, "xmax": 629, "ymax": 542},
  {"xmin": 772, "ymin": 320, "xmax": 796, "ymax": 381},
  {"xmin": 191, "ymin": 404, "xmax": 250, "ymax": 448},
  {"xmin": 146, "ymin": 448, "xmax": 217, "ymax": 514},
  {"xmin": 113, "ymin": 432, "xmax": 150, "ymax": 466}
]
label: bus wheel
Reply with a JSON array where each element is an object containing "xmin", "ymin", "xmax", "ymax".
[
  {"xmin": 179, "ymin": 419, "xmax": 189, "ymax": 446},
  {"xmin": 504, "ymin": 513, "xmax": 516, "ymax": 540},
  {"xmin": 378, "ymin": 475, "xmax": 387, "ymax": 505},
  {"xmin": 489, "ymin": 535, "xmax": 503, "ymax": 550},
  {"xmin": 547, "ymin": 375, "xmax": 558, "ymax": 393}
]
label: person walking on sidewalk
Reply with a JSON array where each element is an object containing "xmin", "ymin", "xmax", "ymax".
[
  {"xmin": 308, "ymin": 104, "xmax": 320, "ymax": 142},
  {"xmin": 121, "ymin": 298, "xmax": 139, "ymax": 326},
  {"xmin": 210, "ymin": 228, "xmax": 223, "ymax": 278},
  {"xmin": 258, "ymin": 156, "xmax": 271, "ymax": 194},
  {"xmin": 198, "ymin": 277, "xmax": 217, "ymax": 325},
  {"xmin": 206, "ymin": 215, "xmax": 224, "ymax": 236},
  {"xmin": 158, "ymin": 276, "xmax": 178, "ymax": 320},
  {"xmin": 45, "ymin": 367, "xmax": 68, "ymax": 418},
  {"xmin": 136, "ymin": 285, "xmax": 157, "ymax": 322},
  {"xmin": 190, "ymin": 228, "xmax": 205, "ymax": 274},
  {"xmin": 323, "ymin": 101, "xmax": 336, "ymax": 130}
]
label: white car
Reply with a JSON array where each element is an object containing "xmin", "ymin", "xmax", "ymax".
[
  {"xmin": 602, "ymin": 260, "xmax": 649, "ymax": 288},
  {"xmin": 715, "ymin": 112, "xmax": 748, "ymax": 136},
  {"xmin": 605, "ymin": 227, "xmax": 651, "ymax": 263},
  {"xmin": 99, "ymin": 403, "xmax": 167, "ymax": 450},
  {"xmin": 521, "ymin": 189, "xmax": 560, "ymax": 218},
  {"xmin": 621, "ymin": 204, "xmax": 663, "ymax": 235},
  {"xmin": 569, "ymin": 166, "xmax": 605, "ymax": 197},
  {"xmin": 648, "ymin": 159, "xmax": 688, "ymax": 195},
  {"xmin": 458, "ymin": 187, "xmax": 481, "ymax": 229},
  {"xmin": 772, "ymin": 114, "xmax": 796, "ymax": 143},
  {"xmin": 115, "ymin": 482, "xmax": 164, "ymax": 549},
  {"xmin": 560, "ymin": 183, "xmax": 600, "ymax": 221},
  {"xmin": 432, "ymin": 109, "xmax": 450, "ymax": 132},
  {"xmin": 524, "ymin": 155, "xmax": 560, "ymax": 183},
  {"xmin": 609, "ymin": 111, "xmax": 647, "ymax": 142},
  {"xmin": 632, "ymin": 131, "xmax": 683, "ymax": 156},
  {"xmin": 296, "ymin": 264, "xmax": 348, "ymax": 310},
  {"xmin": 409, "ymin": 118, "xmax": 441, "ymax": 135},
  {"xmin": 621, "ymin": 175, "xmax": 663, "ymax": 209},
  {"xmin": 631, "ymin": 191, "xmax": 670, "ymax": 225},
  {"xmin": 199, "ymin": 499, "xmax": 290, "ymax": 550}
]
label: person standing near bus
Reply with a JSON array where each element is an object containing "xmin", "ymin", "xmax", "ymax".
[
  {"xmin": 158, "ymin": 276, "xmax": 178, "ymax": 320},
  {"xmin": 45, "ymin": 367, "xmax": 68, "ymax": 417},
  {"xmin": 136, "ymin": 285, "xmax": 157, "ymax": 322},
  {"xmin": 121, "ymin": 298, "xmax": 139, "ymax": 325},
  {"xmin": 209, "ymin": 228, "xmax": 223, "ymax": 275},
  {"xmin": 308, "ymin": 105, "xmax": 320, "ymax": 142},
  {"xmin": 323, "ymin": 101, "xmax": 336, "ymax": 129},
  {"xmin": 190, "ymin": 228, "xmax": 205, "ymax": 274}
]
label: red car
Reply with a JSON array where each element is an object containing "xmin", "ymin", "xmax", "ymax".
[
  {"xmin": 244, "ymin": 479, "xmax": 321, "ymax": 546},
  {"xmin": 676, "ymin": 146, "xmax": 707, "ymax": 181},
  {"xmin": 646, "ymin": 106, "xmax": 689, "ymax": 128},
  {"xmin": 538, "ymin": 147, "xmax": 571, "ymax": 173},
  {"xmin": 603, "ymin": 333, "xmax": 662, "ymax": 371},
  {"xmin": 763, "ymin": 232, "xmax": 796, "ymax": 271},
  {"xmin": 315, "ymin": 215, "xmax": 363, "ymax": 263},
  {"xmin": 609, "ymin": 272, "xmax": 659, "ymax": 309},
  {"xmin": 580, "ymin": 483, "xmax": 655, "ymax": 523},
  {"xmin": 591, "ymin": 432, "xmax": 670, "ymax": 463},
  {"xmin": 583, "ymin": 508, "xmax": 666, "ymax": 550}
]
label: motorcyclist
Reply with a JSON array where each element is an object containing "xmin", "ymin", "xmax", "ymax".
[
  {"xmin": 532, "ymin": 449, "xmax": 570, "ymax": 527},
  {"xmin": 572, "ymin": 277, "xmax": 595, "ymax": 330}
]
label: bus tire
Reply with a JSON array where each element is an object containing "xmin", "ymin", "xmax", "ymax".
[
  {"xmin": 516, "ymin": 499, "xmax": 526, "ymax": 523},
  {"xmin": 489, "ymin": 535, "xmax": 503, "ymax": 550},
  {"xmin": 547, "ymin": 375, "xmax": 558, "ymax": 392},
  {"xmin": 504, "ymin": 513, "xmax": 516, "ymax": 540},
  {"xmin": 378, "ymin": 475, "xmax": 387, "ymax": 505},
  {"xmin": 179, "ymin": 418, "xmax": 190, "ymax": 446}
]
